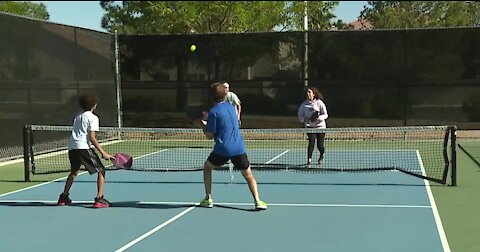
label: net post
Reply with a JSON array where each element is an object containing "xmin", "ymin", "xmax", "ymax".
[
  {"xmin": 450, "ymin": 126, "xmax": 457, "ymax": 186},
  {"xmin": 228, "ymin": 161, "xmax": 234, "ymax": 184},
  {"xmin": 23, "ymin": 125, "xmax": 31, "ymax": 182}
]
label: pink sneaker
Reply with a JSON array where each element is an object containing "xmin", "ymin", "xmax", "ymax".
[
  {"xmin": 93, "ymin": 196, "xmax": 110, "ymax": 208},
  {"xmin": 57, "ymin": 193, "xmax": 72, "ymax": 206}
]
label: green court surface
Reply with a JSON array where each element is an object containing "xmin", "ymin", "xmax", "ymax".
[{"xmin": 458, "ymin": 140, "xmax": 480, "ymax": 168}]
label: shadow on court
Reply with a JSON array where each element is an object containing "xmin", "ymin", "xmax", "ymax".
[
  {"xmin": 56, "ymin": 180, "xmax": 432, "ymax": 187},
  {"xmin": 214, "ymin": 204, "xmax": 260, "ymax": 212},
  {"xmin": 0, "ymin": 201, "xmax": 193, "ymax": 209}
]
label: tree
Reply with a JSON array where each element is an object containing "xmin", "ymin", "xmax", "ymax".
[
  {"xmin": 287, "ymin": 1, "xmax": 340, "ymax": 31},
  {"xmin": 103, "ymin": 1, "xmax": 341, "ymax": 114},
  {"xmin": 0, "ymin": 1, "xmax": 49, "ymax": 20},
  {"xmin": 360, "ymin": 1, "xmax": 480, "ymax": 29},
  {"xmin": 100, "ymin": 1, "xmax": 340, "ymax": 34}
]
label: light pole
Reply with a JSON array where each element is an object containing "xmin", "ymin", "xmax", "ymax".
[{"xmin": 303, "ymin": 1, "xmax": 309, "ymax": 87}]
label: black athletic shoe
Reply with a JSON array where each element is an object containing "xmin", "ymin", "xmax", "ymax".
[{"xmin": 318, "ymin": 155, "xmax": 324, "ymax": 164}]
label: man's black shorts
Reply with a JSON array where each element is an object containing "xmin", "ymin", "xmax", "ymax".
[
  {"xmin": 68, "ymin": 149, "xmax": 105, "ymax": 175},
  {"xmin": 207, "ymin": 152, "xmax": 250, "ymax": 170}
]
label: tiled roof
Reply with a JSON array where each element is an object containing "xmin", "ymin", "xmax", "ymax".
[{"xmin": 348, "ymin": 19, "xmax": 374, "ymax": 30}]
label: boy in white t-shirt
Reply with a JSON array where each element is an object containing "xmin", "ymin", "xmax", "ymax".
[{"xmin": 57, "ymin": 93, "xmax": 114, "ymax": 208}]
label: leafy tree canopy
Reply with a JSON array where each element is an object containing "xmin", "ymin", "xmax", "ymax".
[
  {"xmin": 361, "ymin": 1, "xmax": 480, "ymax": 29},
  {"xmin": 0, "ymin": 1, "xmax": 49, "ymax": 20},
  {"xmin": 100, "ymin": 1, "xmax": 342, "ymax": 34}
]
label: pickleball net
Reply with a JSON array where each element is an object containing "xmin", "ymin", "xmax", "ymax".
[{"xmin": 23, "ymin": 125, "xmax": 456, "ymax": 185}]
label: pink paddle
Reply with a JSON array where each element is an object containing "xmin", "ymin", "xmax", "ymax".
[{"xmin": 112, "ymin": 153, "xmax": 133, "ymax": 169}]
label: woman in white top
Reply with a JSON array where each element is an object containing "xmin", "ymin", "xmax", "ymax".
[{"xmin": 297, "ymin": 87, "xmax": 328, "ymax": 165}]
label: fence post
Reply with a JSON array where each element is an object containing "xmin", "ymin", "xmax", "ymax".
[
  {"xmin": 23, "ymin": 125, "xmax": 31, "ymax": 182},
  {"xmin": 115, "ymin": 30, "xmax": 123, "ymax": 128}
]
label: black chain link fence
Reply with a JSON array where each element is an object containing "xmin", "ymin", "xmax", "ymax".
[{"xmin": 2, "ymin": 12, "xmax": 480, "ymax": 161}]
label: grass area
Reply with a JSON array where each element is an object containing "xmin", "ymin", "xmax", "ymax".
[
  {"xmin": 458, "ymin": 139, "xmax": 480, "ymax": 167},
  {"xmin": 0, "ymin": 162, "xmax": 70, "ymax": 194},
  {"xmin": 431, "ymin": 150, "xmax": 480, "ymax": 252}
]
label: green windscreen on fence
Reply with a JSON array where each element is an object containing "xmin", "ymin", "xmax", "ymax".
[{"xmin": 0, "ymin": 13, "xmax": 118, "ymax": 162}]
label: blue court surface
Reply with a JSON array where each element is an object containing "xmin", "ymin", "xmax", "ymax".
[{"xmin": 0, "ymin": 150, "xmax": 450, "ymax": 252}]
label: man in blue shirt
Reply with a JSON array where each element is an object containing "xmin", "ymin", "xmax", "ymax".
[{"xmin": 198, "ymin": 82, "xmax": 267, "ymax": 210}]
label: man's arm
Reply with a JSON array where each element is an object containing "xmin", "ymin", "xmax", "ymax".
[
  {"xmin": 203, "ymin": 111, "xmax": 215, "ymax": 139},
  {"xmin": 297, "ymin": 103, "xmax": 306, "ymax": 127},
  {"xmin": 231, "ymin": 92, "xmax": 242, "ymax": 121},
  {"xmin": 318, "ymin": 101, "xmax": 328, "ymax": 121},
  {"xmin": 237, "ymin": 104, "xmax": 242, "ymax": 121}
]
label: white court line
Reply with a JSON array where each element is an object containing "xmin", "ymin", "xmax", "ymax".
[
  {"xmin": 133, "ymin": 149, "xmax": 169, "ymax": 160},
  {"xmin": 0, "ymin": 171, "xmax": 88, "ymax": 198},
  {"xmin": 228, "ymin": 149, "xmax": 290, "ymax": 183},
  {"xmin": 0, "ymin": 200, "xmax": 431, "ymax": 209},
  {"xmin": 285, "ymin": 149, "xmax": 420, "ymax": 152},
  {"xmin": 0, "ymin": 158, "xmax": 24, "ymax": 167},
  {"xmin": 416, "ymin": 150, "xmax": 451, "ymax": 252},
  {"xmin": 115, "ymin": 205, "xmax": 197, "ymax": 252},
  {"xmin": 265, "ymin": 150, "xmax": 289, "ymax": 164}
]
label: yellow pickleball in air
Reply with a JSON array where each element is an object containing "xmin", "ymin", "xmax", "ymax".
[{"xmin": 190, "ymin": 44, "xmax": 196, "ymax": 52}]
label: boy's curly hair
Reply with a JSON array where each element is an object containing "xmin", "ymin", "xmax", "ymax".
[{"xmin": 79, "ymin": 93, "xmax": 98, "ymax": 111}]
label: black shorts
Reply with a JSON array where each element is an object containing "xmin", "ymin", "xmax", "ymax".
[
  {"xmin": 207, "ymin": 152, "xmax": 250, "ymax": 170},
  {"xmin": 68, "ymin": 149, "xmax": 105, "ymax": 175}
]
